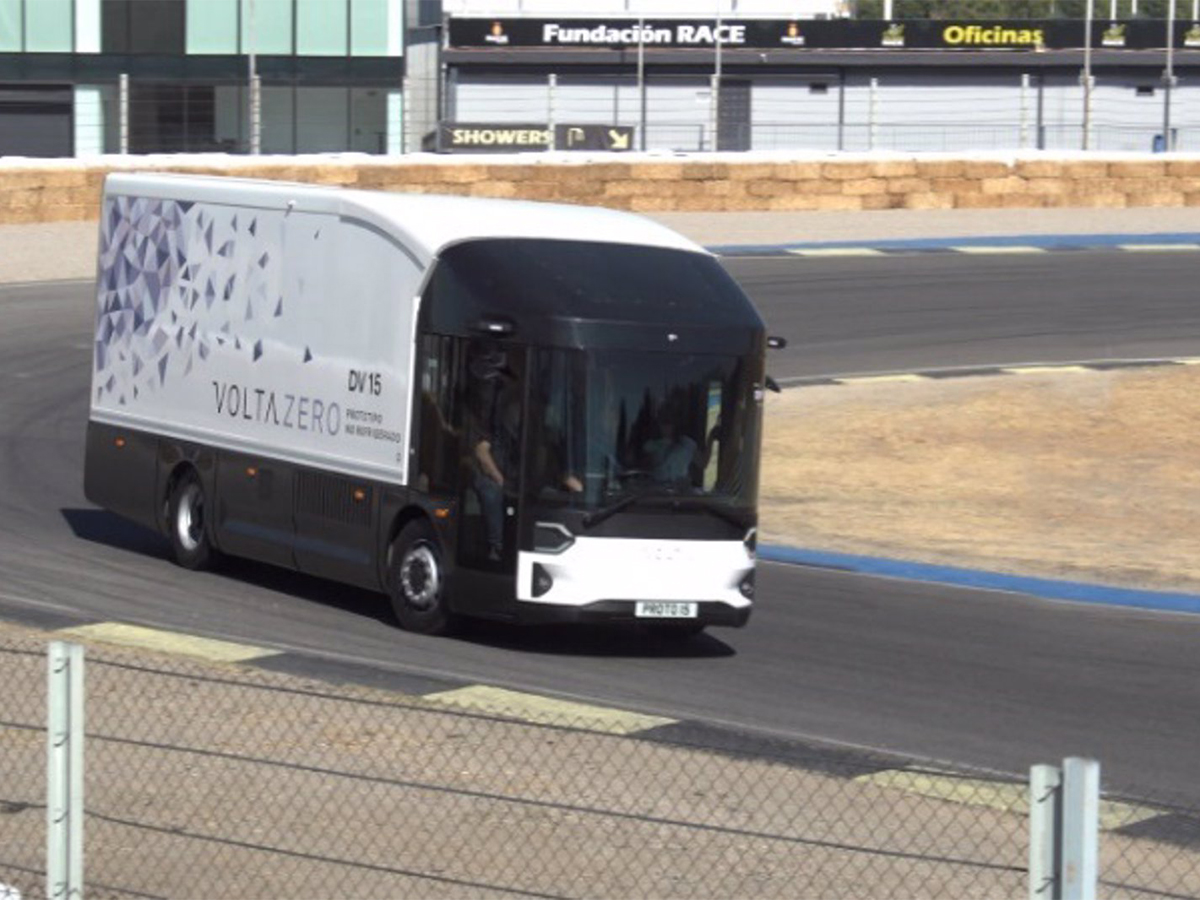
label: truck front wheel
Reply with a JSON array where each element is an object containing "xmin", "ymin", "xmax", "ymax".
[{"xmin": 388, "ymin": 520, "xmax": 456, "ymax": 635}]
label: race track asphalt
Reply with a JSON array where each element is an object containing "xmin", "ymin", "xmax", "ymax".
[{"xmin": 3, "ymin": 251, "xmax": 1200, "ymax": 803}]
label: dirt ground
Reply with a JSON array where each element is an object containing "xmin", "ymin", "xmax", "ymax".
[{"xmin": 759, "ymin": 365, "xmax": 1200, "ymax": 594}]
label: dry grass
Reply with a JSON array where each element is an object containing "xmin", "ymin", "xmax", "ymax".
[{"xmin": 760, "ymin": 366, "xmax": 1200, "ymax": 593}]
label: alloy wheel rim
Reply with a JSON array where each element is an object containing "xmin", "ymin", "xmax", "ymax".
[
  {"xmin": 177, "ymin": 485, "xmax": 203, "ymax": 552},
  {"xmin": 400, "ymin": 543, "xmax": 440, "ymax": 610}
]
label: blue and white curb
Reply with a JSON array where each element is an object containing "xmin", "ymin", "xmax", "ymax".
[
  {"xmin": 712, "ymin": 231, "xmax": 1200, "ymax": 258},
  {"xmin": 761, "ymin": 544, "xmax": 1200, "ymax": 615},
  {"xmin": 777, "ymin": 356, "xmax": 1200, "ymax": 388}
]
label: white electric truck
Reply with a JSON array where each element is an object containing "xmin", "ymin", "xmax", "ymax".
[{"xmin": 85, "ymin": 172, "xmax": 767, "ymax": 635}]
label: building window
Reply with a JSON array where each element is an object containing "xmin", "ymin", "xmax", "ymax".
[
  {"xmin": 187, "ymin": 0, "xmax": 239, "ymax": 54},
  {"xmin": 0, "ymin": 0, "xmax": 23, "ymax": 52},
  {"xmin": 296, "ymin": 86, "xmax": 350, "ymax": 152},
  {"xmin": 297, "ymin": 0, "xmax": 348, "ymax": 56},
  {"xmin": 242, "ymin": 0, "xmax": 293, "ymax": 54},
  {"xmin": 128, "ymin": 83, "xmax": 216, "ymax": 152},
  {"xmin": 102, "ymin": 0, "xmax": 186, "ymax": 54},
  {"xmin": 26, "ymin": 0, "xmax": 72, "ymax": 52},
  {"xmin": 351, "ymin": 0, "xmax": 390, "ymax": 56}
]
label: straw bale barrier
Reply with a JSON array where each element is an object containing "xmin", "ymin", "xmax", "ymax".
[{"xmin": 4, "ymin": 155, "xmax": 1200, "ymax": 224}]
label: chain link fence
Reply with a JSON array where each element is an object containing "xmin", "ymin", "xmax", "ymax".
[
  {"xmin": 47, "ymin": 67, "xmax": 1198, "ymax": 158},
  {"xmin": 1, "ymin": 622, "xmax": 1199, "ymax": 899}
]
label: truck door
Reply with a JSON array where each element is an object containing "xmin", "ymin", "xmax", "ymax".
[{"xmin": 458, "ymin": 341, "xmax": 525, "ymax": 573}]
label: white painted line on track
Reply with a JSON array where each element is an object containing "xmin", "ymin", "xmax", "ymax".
[
  {"xmin": 787, "ymin": 248, "xmax": 885, "ymax": 258},
  {"xmin": 948, "ymin": 245, "xmax": 1046, "ymax": 255},
  {"xmin": 1002, "ymin": 365, "xmax": 1091, "ymax": 375},
  {"xmin": 836, "ymin": 373, "xmax": 927, "ymax": 385},
  {"xmin": 423, "ymin": 685, "xmax": 677, "ymax": 735},
  {"xmin": 1116, "ymin": 244, "xmax": 1200, "ymax": 252},
  {"xmin": 0, "ymin": 278, "xmax": 92, "ymax": 290}
]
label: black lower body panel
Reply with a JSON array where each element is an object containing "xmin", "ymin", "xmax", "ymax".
[{"xmin": 511, "ymin": 600, "xmax": 751, "ymax": 628}]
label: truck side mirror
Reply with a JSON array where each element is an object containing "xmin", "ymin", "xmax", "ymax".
[{"xmin": 767, "ymin": 335, "xmax": 787, "ymax": 349}]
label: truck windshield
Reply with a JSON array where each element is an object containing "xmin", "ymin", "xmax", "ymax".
[{"xmin": 526, "ymin": 347, "xmax": 762, "ymax": 511}]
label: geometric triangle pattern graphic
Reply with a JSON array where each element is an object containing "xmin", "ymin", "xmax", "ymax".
[{"xmin": 94, "ymin": 195, "xmax": 288, "ymax": 405}]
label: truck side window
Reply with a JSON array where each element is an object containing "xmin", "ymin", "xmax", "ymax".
[{"xmin": 415, "ymin": 335, "xmax": 464, "ymax": 496}]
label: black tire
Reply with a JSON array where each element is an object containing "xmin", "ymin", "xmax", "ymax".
[
  {"xmin": 167, "ymin": 470, "xmax": 216, "ymax": 571},
  {"xmin": 388, "ymin": 519, "xmax": 456, "ymax": 635}
]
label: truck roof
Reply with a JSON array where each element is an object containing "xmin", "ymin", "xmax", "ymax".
[{"xmin": 103, "ymin": 171, "xmax": 705, "ymax": 264}]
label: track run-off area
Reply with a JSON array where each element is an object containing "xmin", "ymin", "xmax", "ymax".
[{"xmin": 3, "ymin": 248, "xmax": 1200, "ymax": 804}]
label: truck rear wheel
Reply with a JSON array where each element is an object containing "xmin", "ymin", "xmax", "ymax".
[
  {"xmin": 388, "ymin": 520, "xmax": 456, "ymax": 635},
  {"xmin": 167, "ymin": 471, "xmax": 216, "ymax": 571}
]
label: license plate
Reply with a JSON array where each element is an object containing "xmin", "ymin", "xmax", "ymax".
[{"xmin": 635, "ymin": 601, "xmax": 698, "ymax": 619}]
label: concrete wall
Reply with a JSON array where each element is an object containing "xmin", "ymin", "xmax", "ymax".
[{"xmin": 5, "ymin": 154, "xmax": 1200, "ymax": 224}]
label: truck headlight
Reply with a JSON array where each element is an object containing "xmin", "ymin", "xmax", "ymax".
[{"xmin": 532, "ymin": 563, "xmax": 554, "ymax": 597}]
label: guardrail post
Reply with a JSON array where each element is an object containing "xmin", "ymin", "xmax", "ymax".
[
  {"xmin": 46, "ymin": 641, "xmax": 84, "ymax": 900},
  {"xmin": 1061, "ymin": 758, "xmax": 1099, "ymax": 900},
  {"xmin": 1029, "ymin": 764, "xmax": 1062, "ymax": 899}
]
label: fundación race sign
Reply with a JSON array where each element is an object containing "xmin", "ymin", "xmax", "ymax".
[
  {"xmin": 449, "ymin": 16, "xmax": 1200, "ymax": 52},
  {"xmin": 439, "ymin": 123, "xmax": 635, "ymax": 153}
]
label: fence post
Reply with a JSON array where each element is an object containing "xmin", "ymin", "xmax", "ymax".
[
  {"xmin": 250, "ymin": 75, "xmax": 262, "ymax": 155},
  {"xmin": 46, "ymin": 642, "xmax": 84, "ymax": 900},
  {"xmin": 868, "ymin": 77, "xmax": 879, "ymax": 151},
  {"xmin": 1029, "ymin": 764, "xmax": 1061, "ymax": 899},
  {"xmin": 1029, "ymin": 758, "xmax": 1098, "ymax": 900},
  {"xmin": 548, "ymin": 73, "xmax": 557, "ymax": 151},
  {"xmin": 118, "ymin": 73, "xmax": 129, "ymax": 155},
  {"xmin": 1037, "ymin": 72, "xmax": 1046, "ymax": 150},
  {"xmin": 1061, "ymin": 758, "xmax": 1100, "ymax": 900},
  {"xmin": 1019, "ymin": 73, "xmax": 1030, "ymax": 149},
  {"xmin": 1080, "ymin": 72, "xmax": 1095, "ymax": 151},
  {"xmin": 1163, "ymin": 0, "xmax": 1176, "ymax": 152},
  {"xmin": 1082, "ymin": 0, "xmax": 1094, "ymax": 150},
  {"xmin": 836, "ymin": 71, "xmax": 846, "ymax": 152},
  {"xmin": 709, "ymin": 73, "xmax": 720, "ymax": 152}
]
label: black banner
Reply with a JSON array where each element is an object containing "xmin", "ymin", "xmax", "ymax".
[
  {"xmin": 439, "ymin": 122, "xmax": 635, "ymax": 153},
  {"xmin": 449, "ymin": 17, "xmax": 1200, "ymax": 52}
]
